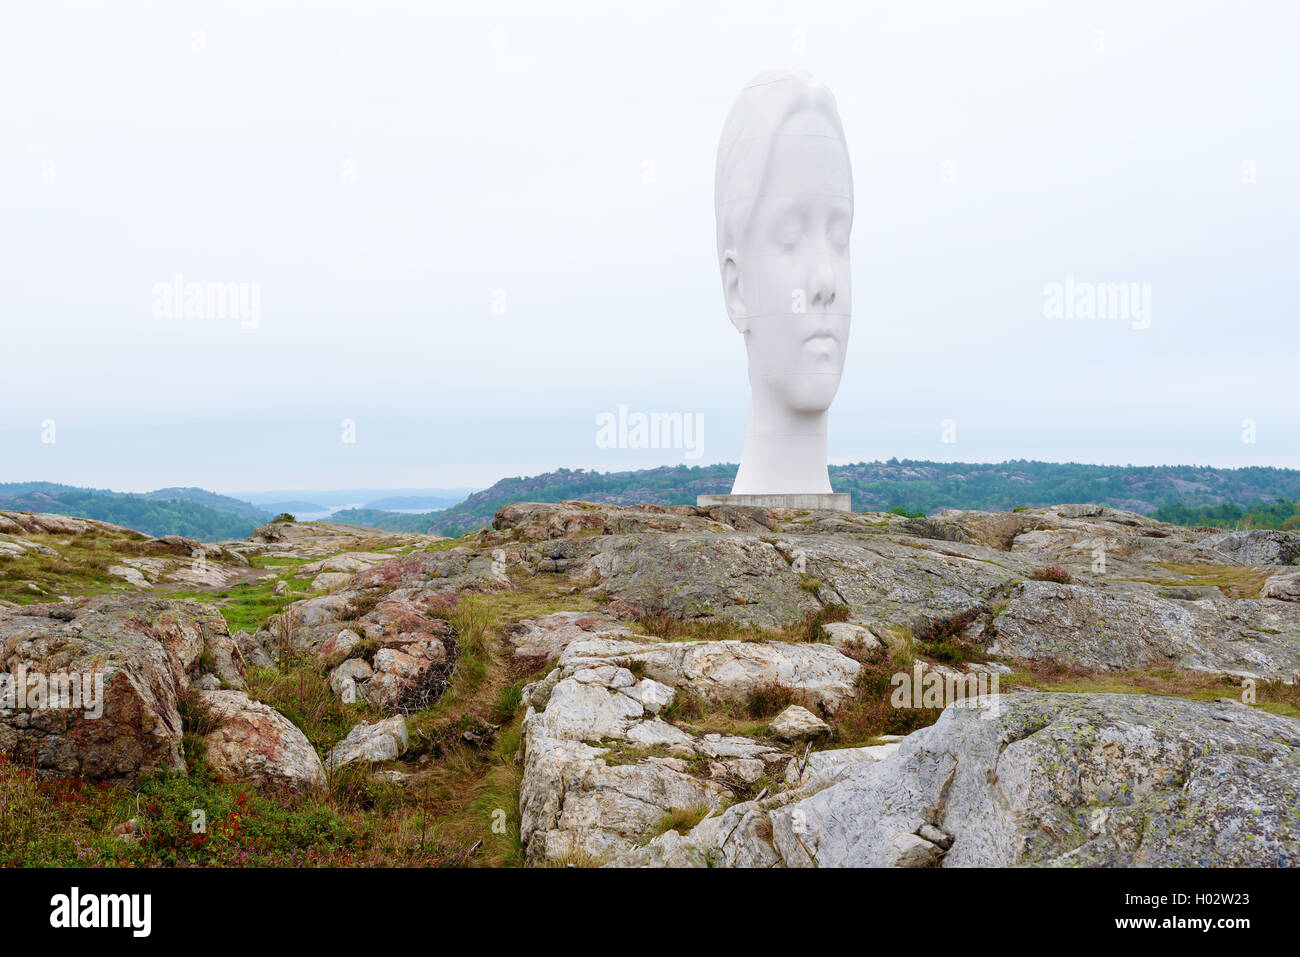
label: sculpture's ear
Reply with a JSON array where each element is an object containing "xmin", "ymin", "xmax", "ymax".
[{"xmin": 722, "ymin": 252, "xmax": 747, "ymax": 333}]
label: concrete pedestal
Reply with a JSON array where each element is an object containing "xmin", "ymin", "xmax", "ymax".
[{"xmin": 696, "ymin": 493, "xmax": 851, "ymax": 512}]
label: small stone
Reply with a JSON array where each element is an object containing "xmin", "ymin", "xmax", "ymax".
[
  {"xmin": 329, "ymin": 658, "xmax": 373, "ymax": 699},
  {"xmin": 114, "ymin": 818, "xmax": 139, "ymax": 844},
  {"xmin": 319, "ymin": 628, "xmax": 363, "ymax": 665},
  {"xmin": 883, "ymin": 832, "xmax": 943, "ymax": 867},
  {"xmin": 918, "ymin": 823, "xmax": 952, "ymax": 849},
  {"xmin": 768, "ymin": 705, "xmax": 830, "ymax": 743},
  {"xmin": 636, "ymin": 678, "xmax": 675, "ymax": 715},
  {"xmin": 311, "ymin": 572, "xmax": 352, "ymax": 592},
  {"xmin": 821, "ymin": 621, "xmax": 881, "ymax": 649},
  {"xmin": 325, "ymin": 716, "xmax": 409, "ymax": 770},
  {"xmin": 108, "ymin": 565, "xmax": 149, "ymax": 588}
]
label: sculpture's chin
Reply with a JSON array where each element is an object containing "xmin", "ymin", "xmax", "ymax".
[{"xmin": 773, "ymin": 373, "xmax": 843, "ymax": 414}]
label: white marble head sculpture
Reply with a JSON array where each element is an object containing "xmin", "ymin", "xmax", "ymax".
[{"xmin": 715, "ymin": 69, "xmax": 852, "ymax": 495}]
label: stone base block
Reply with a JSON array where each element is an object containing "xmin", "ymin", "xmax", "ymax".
[{"xmin": 696, "ymin": 493, "xmax": 851, "ymax": 512}]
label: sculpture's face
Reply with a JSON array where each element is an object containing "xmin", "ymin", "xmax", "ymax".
[{"xmin": 724, "ymin": 129, "xmax": 852, "ymax": 413}]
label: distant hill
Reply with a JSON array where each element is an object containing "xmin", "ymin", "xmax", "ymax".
[
  {"xmin": 0, "ymin": 483, "xmax": 266, "ymax": 541},
  {"xmin": 331, "ymin": 461, "xmax": 1300, "ymax": 537},
  {"xmin": 142, "ymin": 486, "xmax": 272, "ymax": 521},
  {"xmin": 827, "ymin": 460, "xmax": 1300, "ymax": 517}
]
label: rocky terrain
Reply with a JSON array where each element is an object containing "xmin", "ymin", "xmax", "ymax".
[
  {"xmin": 0, "ymin": 510, "xmax": 434, "ymax": 599},
  {"xmin": 1, "ymin": 500, "xmax": 1298, "ymax": 867}
]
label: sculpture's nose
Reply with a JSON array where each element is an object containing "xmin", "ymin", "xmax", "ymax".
[{"xmin": 809, "ymin": 261, "xmax": 837, "ymax": 310}]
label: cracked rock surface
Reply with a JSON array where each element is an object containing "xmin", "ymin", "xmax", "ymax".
[
  {"xmin": 612, "ymin": 693, "xmax": 1300, "ymax": 867},
  {"xmin": 488, "ymin": 501, "xmax": 1300, "ymax": 680}
]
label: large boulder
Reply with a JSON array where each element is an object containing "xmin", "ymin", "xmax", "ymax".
[
  {"xmin": 233, "ymin": 629, "xmax": 275, "ymax": 670},
  {"xmin": 493, "ymin": 501, "xmax": 736, "ymax": 540},
  {"xmin": 362, "ymin": 647, "xmax": 435, "ymax": 709},
  {"xmin": 0, "ymin": 510, "xmax": 138, "ymax": 537},
  {"xmin": 782, "ymin": 741, "xmax": 900, "ymax": 787},
  {"xmin": 988, "ymin": 581, "xmax": 1300, "ymax": 678},
  {"xmin": 614, "ymin": 693, "xmax": 1300, "ymax": 868},
  {"xmin": 0, "ymin": 596, "xmax": 233, "ymax": 781},
  {"xmin": 318, "ymin": 628, "xmax": 363, "ymax": 666},
  {"xmin": 555, "ymin": 635, "xmax": 862, "ymax": 710},
  {"xmin": 1199, "ymin": 529, "xmax": 1300, "ymax": 567},
  {"xmin": 310, "ymin": 572, "xmax": 352, "ymax": 592},
  {"xmin": 576, "ymin": 534, "xmax": 822, "ymax": 627},
  {"xmin": 520, "ymin": 659, "xmax": 791, "ymax": 863},
  {"xmin": 203, "ymin": 627, "xmax": 247, "ymax": 690},
  {"xmin": 198, "ymin": 689, "xmax": 326, "ymax": 791},
  {"xmin": 299, "ymin": 552, "xmax": 397, "ymax": 576},
  {"xmin": 504, "ymin": 611, "xmax": 634, "ymax": 659},
  {"xmin": 1262, "ymin": 570, "xmax": 1300, "ymax": 602},
  {"xmin": 768, "ymin": 693, "xmax": 1300, "ymax": 867},
  {"xmin": 323, "ymin": 628, "xmax": 451, "ymax": 710}
]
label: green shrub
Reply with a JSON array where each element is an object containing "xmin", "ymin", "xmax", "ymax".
[
  {"xmin": 490, "ymin": 683, "xmax": 524, "ymax": 724},
  {"xmin": 888, "ymin": 505, "xmax": 926, "ymax": 519}
]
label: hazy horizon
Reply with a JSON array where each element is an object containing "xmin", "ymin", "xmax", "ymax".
[
  {"xmin": 8, "ymin": 456, "xmax": 1300, "ymax": 501},
  {"xmin": 4, "ymin": 1, "xmax": 1297, "ymax": 491}
]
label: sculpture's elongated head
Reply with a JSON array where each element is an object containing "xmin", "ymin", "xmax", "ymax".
[{"xmin": 715, "ymin": 70, "xmax": 853, "ymax": 413}]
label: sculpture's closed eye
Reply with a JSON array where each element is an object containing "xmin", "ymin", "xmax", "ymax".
[{"xmin": 774, "ymin": 211, "xmax": 804, "ymax": 250}]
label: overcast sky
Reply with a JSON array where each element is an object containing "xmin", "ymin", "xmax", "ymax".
[{"xmin": 2, "ymin": 0, "xmax": 1297, "ymax": 493}]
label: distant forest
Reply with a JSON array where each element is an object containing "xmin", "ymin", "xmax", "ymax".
[
  {"xmin": 0, "ymin": 483, "xmax": 267, "ymax": 540},
  {"xmin": 1153, "ymin": 499, "xmax": 1300, "ymax": 530},
  {"xmin": 7, "ymin": 462, "xmax": 1300, "ymax": 541}
]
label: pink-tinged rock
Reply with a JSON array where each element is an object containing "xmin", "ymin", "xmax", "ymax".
[
  {"xmin": 318, "ymin": 628, "xmax": 363, "ymax": 666},
  {"xmin": 198, "ymin": 689, "xmax": 325, "ymax": 791},
  {"xmin": 398, "ymin": 635, "xmax": 447, "ymax": 661},
  {"xmin": 505, "ymin": 611, "xmax": 634, "ymax": 659},
  {"xmin": 0, "ymin": 595, "xmax": 232, "ymax": 781}
]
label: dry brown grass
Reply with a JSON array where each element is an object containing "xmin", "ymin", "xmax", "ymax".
[
  {"xmin": 636, "ymin": 603, "xmax": 851, "ymax": 645},
  {"xmin": 1117, "ymin": 562, "xmax": 1276, "ymax": 599},
  {"xmin": 1010, "ymin": 659, "xmax": 1300, "ymax": 719},
  {"xmin": 649, "ymin": 804, "xmax": 712, "ymax": 839},
  {"xmin": 829, "ymin": 646, "xmax": 946, "ymax": 745}
]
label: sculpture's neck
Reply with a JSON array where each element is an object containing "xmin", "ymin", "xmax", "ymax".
[{"xmin": 731, "ymin": 381, "xmax": 832, "ymax": 495}]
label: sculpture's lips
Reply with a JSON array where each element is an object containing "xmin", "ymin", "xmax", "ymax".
[{"xmin": 803, "ymin": 331, "xmax": 838, "ymax": 351}]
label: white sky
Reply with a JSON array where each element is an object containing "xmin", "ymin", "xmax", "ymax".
[{"xmin": 2, "ymin": 0, "xmax": 1297, "ymax": 493}]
